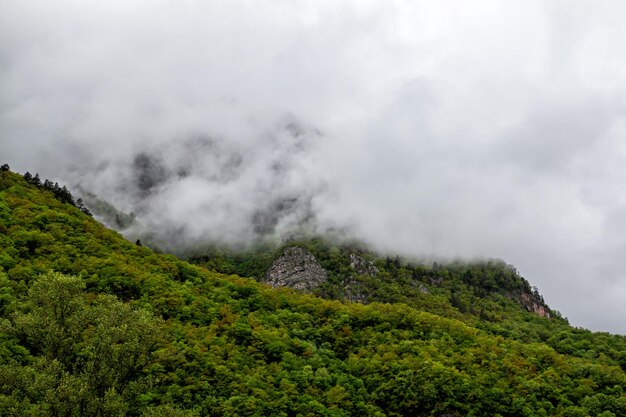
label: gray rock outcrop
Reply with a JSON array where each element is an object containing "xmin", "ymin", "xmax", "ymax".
[
  {"xmin": 342, "ymin": 275, "xmax": 369, "ymax": 303},
  {"xmin": 341, "ymin": 251, "xmax": 379, "ymax": 303},
  {"xmin": 348, "ymin": 252, "xmax": 379, "ymax": 277},
  {"xmin": 264, "ymin": 246, "xmax": 327, "ymax": 291}
]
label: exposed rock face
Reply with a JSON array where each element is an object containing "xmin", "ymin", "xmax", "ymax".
[
  {"xmin": 520, "ymin": 291, "xmax": 551, "ymax": 318},
  {"xmin": 341, "ymin": 252, "xmax": 378, "ymax": 303},
  {"xmin": 264, "ymin": 246, "xmax": 327, "ymax": 291},
  {"xmin": 348, "ymin": 252, "xmax": 379, "ymax": 277},
  {"xmin": 342, "ymin": 276, "xmax": 369, "ymax": 303}
]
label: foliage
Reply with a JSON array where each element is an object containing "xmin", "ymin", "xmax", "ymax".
[
  {"xmin": 21, "ymin": 170, "xmax": 91, "ymax": 216},
  {"xmin": 0, "ymin": 271, "xmax": 166, "ymax": 416},
  {"xmin": 188, "ymin": 238, "xmax": 626, "ymax": 369},
  {"xmin": 1, "ymin": 168, "xmax": 625, "ymax": 416}
]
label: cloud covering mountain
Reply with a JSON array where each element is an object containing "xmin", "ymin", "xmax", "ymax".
[{"xmin": 2, "ymin": 0, "xmax": 626, "ymax": 333}]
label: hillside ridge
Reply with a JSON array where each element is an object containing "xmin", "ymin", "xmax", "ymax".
[{"xmin": 1, "ymin": 165, "xmax": 625, "ymax": 417}]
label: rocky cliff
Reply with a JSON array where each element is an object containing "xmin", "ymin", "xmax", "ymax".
[
  {"xmin": 342, "ymin": 251, "xmax": 379, "ymax": 303},
  {"xmin": 264, "ymin": 246, "xmax": 327, "ymax": 291},
  {"xmin": 520, "ymin": 291, "xmax": 551, "ymax": 318}
]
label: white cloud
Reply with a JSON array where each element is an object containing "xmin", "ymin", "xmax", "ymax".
[{"xmin": 2, "ymin": 0, "xmax": 626, "ymax": 333}]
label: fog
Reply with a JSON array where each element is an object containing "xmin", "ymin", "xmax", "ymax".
[{"xmin": 2, "ymin": 0, "xmax": 626, "ymax": 334}]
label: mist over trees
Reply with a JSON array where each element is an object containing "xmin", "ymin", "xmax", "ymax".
[{"xmin": 1, "ymin": 167, "xmax": 625, "ymax": 416}]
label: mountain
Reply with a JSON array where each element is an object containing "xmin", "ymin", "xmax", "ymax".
[
  {"xmin": 185, "ymin": 237, "xmax": 626, "ymax": 370},
  {"xmin": 1, "ymin": 165, "xmax": 625, "ymax": 417}
]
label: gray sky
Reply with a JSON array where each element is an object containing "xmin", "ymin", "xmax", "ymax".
[{"xmin": 2, "ymin": 0, "xmax": 626, "ymax": 334}]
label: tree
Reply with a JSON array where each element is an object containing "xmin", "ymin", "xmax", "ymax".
[
  {"xmin": 1, "ymin": 272, "xmax": 168, "ymax": 416},
  {"xmin": 13, "ymin": 271, "xmax": 87, "ymax": 364},
  {"xmin": 32, "ymin": 173, "xmax": 41, "ymax": 187},
  {"xmin": 76, "ymin": 198, "xmax": 93, "ymax": 216}
]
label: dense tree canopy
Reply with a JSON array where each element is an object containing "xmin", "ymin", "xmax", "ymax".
[{"xmin": 1, "ymin": 168, "xmax": 625, "ymax": 416}]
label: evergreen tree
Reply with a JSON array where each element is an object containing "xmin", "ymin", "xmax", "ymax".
[{"xmin": 32, "ymin": 173, "xmax": 41, "ymax": 187}]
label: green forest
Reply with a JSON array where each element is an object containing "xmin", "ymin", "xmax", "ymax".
[{"xmin": 1, "ymin": 166, "xmax": 625, "ymax": 416}]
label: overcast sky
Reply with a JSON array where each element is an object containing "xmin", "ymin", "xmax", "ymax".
[{"xmin": 2, "ymin": 0, "xmax": 626, "ymax": 334}]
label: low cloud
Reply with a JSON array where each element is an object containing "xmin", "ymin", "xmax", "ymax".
[{"xmin": 2, "ymin": 0, "xmax": 626, "ymax": 334}]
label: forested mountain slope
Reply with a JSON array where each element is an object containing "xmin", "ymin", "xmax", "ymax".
[
  {"xmin": 188, "ymin": 240, "xmax": 626, "ymax": 368},
  {"xmin": 1, "ymin": 167, "xmax": 625, "ymax": 417}
]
